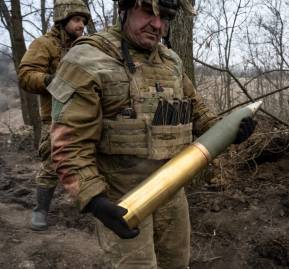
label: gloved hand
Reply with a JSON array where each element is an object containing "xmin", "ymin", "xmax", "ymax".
[
  {"xmin": 233, "ymin": 117, "xmax": 257, "ymax": 144},
  {"xmin": 86, "ymin": 194, "xmax": 139, "ymax": 239},
  {"xmin": 44, "ymin": 74, "xmax": 55, "ymax": 87}
]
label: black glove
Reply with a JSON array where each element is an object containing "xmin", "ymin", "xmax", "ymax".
[
  {"xmin": 44, "ymin": 74, "xmax": 55, "ymax": 87},
  {"xmin": 86, "ymin": 194, "xmax": 139, "ymax": 239},
  {"xmin": 233, "ymin": 117, "xmax": 257, "ymax": 144}
]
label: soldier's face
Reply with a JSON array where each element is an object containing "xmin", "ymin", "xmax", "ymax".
[
  {"xmin": 124, "ymin": 3, "xmax": 168, "ymax": 49},
  {"xmin": 65, "ymin": 15, "xmax": 86, "ymax": 39}
]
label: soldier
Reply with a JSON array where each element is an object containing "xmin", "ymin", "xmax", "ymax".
[
  {"xmin": 18, "ymin": 0, "xmax": 91, "ymax": 231},
  {"xmin": 48, "ymin": 0, "xmax": 256, "ymax": 267}
]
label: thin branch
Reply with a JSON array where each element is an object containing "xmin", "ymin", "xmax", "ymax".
[
  {"xmin": 220, "ymin": 85, "xmax": 289, "ymax": 115},
  {"xmin": 244, "ymin": 69, "xmax": 289, "ymax": 87},
  {"xmin": 0, "ymin": 42, "xmax": 11, "ymax": 49},
  {"xmin": 22, "ymin": 19, "xmax": 43, "ymax": 33},
  {"xmin": 194, "ymin": 57, "xmax": 289, "ymax": 127},
  {"xmin": 23, "ymin": 27, "xmax": 37, "ymax": 40},
  {"xmin": 0, "ymin": 49, "xmax": 12, "ymax": 58}
]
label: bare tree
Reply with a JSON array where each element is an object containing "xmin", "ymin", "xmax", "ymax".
[
  {"xmin": 246, "ymin": 0, "xmax": 289, "ymax": 119},
  {"xmin": 202, "ymin": 0, "xmax": 251, "ymax": 110},
  {"xmin": 192, "ymin": 0, "xmax": 289, "ymax": 126},
  {"xmin": 0, "ymin": 0, "xmax": 40, "ymax": 146},
  {"xmin": 40, "ymin": 0, "xmax": 51, "ymax": 34}
]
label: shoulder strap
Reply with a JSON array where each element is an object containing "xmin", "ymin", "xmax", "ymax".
[{"xmin": 74, "ymin": 31, "xmax": 123, "ymax": 61}]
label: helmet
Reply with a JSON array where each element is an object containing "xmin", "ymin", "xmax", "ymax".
[
  {"xmin": 115, "ymin": 0, "xmax": 195, "ymax": 18},
  {"xmin": 54, "ymin": 0, "xmax": 91, "ymax": 24}
]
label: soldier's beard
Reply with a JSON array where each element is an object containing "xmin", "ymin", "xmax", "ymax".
[{"xmin": 66, "ymin": 30, "xmax": 82, "ymax": 41}]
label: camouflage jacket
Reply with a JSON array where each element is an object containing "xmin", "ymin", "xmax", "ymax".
[
  {"xmin": 18, "ymin": 26, "xmax": 73, "ymax": 121},
  {"xmin": 48, "ymin": 25, "xmax": 218, "ymax": 210}
]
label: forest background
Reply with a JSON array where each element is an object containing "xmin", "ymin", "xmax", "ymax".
[{"xmin": 1, "ymin": 0, "xmax": 289, "ymax": 140}]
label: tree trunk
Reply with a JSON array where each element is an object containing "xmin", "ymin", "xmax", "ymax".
[
  {"xmin": 0, "ymin": 0, "xmax": 41, "ymax": 147},
  {"xmin": 112, "ymin": 2, "xmax": 118, "ymax": 25},
  {"xmin": 40, "ymin": 0, "xmax": 48, "ymax": 34},
  {"xmin": 170, "ymin": 11, "xmax": 195, "ymax": 86}
]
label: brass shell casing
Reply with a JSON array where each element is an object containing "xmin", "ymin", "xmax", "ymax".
[
  {"xmin": 118, "ymin": 101, "xmax": 262, "ymax": 229},
  {"xmin": 118, "ymin": 143, "xmax": 210, "ymax": 229}
]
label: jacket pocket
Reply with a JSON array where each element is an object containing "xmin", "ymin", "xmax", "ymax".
[{"xmin": 48, "ymin": 76, "xmax": 77, "ymax": 122}]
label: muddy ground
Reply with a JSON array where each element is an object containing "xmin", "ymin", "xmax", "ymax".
[{"xmin": 0, "ymin": 119, "xmax": 289, "ymax": 269}]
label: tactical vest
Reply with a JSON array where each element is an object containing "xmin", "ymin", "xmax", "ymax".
[{"xmin": 94, "ymin": 31, "xmax": 193, "ymax": 160}]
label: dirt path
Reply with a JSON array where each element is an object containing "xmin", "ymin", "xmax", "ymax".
[
  {"xmin": 0, "ymin": 202, "xmax": 104, "ymax": 269},
  {"xmin": 0, "ymin": 133, "xmax": 104, "ymax": 269},
  {"xmin": 0, "ymin": 130, "xmax": 289, "ymax": 269}
]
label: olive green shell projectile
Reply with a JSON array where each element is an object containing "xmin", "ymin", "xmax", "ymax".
[{"xmin": 118, "ymin": 101, "xmax": 262, "ymax": 229}]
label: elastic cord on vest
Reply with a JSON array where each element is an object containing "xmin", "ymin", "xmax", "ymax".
[
  {"xmin": 121, "ymin": 39, "xmax": 136, "ymax": 73},
  {"xmin": 120, "ymin": 10, "xmax": 136, "ymax": 74}
]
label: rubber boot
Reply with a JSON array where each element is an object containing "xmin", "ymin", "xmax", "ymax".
[{"xmin": 31, "ymin": 186, "xmax": 55, "ymax": 231}]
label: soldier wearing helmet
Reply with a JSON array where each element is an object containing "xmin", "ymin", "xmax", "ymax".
[
  {"xmin": 48, "ymin": 0, "xmax": 255, "ymax": 267},
  {"xmin": 18, "ymin": 0, "xmax": 91, "ymax": 231}
]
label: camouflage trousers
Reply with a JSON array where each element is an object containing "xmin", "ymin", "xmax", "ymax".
[
  {"xmin": 35, "ymin": 122, "xmax": 58, "ymax": 188},
  {"xmin": 95, "ymin": 155, "xmax": 191, "ymax": 268}
]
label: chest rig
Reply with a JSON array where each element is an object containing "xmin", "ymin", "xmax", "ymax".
[{"xmin": 94, "ymin": 31, "xmax": 193, "ymax": 160}]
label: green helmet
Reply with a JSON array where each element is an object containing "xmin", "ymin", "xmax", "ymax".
[
  {"xmin": 115, "ymin": 0, "xmax": 195, "ymax": 18},
  {"xmin": 53, "ymin": 0, "xmax": 91, "ymax": 24}
]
